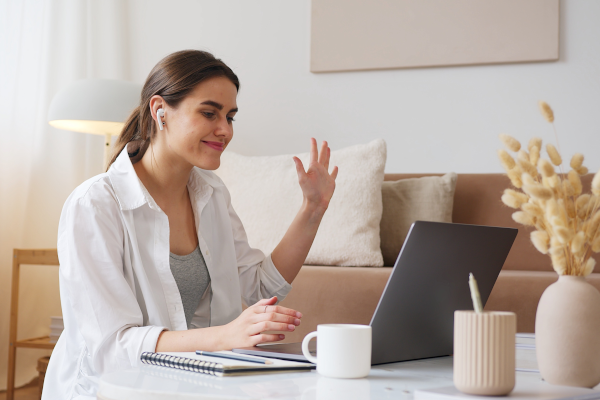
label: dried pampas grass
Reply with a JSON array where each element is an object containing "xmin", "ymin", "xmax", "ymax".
[{"xmin": 497, "ymin": 101, "xmax": 599, "ymax": 276}]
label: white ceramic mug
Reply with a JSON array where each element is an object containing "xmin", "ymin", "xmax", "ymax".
[{"xmin": 301, "ymin": 324, "xmax": 372, "ymax": 379}]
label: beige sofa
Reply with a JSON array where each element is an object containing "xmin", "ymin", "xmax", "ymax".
[{"xmin": 279, "ymin": 173, "xmax": 600, "ymax": 342}]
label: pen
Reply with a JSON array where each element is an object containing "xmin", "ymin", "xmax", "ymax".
[
  {"xmin": 195, "ymin": 350, "xmax": 273, "ymax": 364},
  {"xmin": 469, "ymin": 272, "xmax": 484, "ymax": 313}
]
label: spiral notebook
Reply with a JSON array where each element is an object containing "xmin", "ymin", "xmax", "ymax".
[{"xmin": 140, "ymin": 351, "xmax": 315, "ymax": 377}]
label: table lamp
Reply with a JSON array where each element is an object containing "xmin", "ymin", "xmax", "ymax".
[{"xmin": 48, "ymin": 79, "xmax": 142, "ymax": 169}]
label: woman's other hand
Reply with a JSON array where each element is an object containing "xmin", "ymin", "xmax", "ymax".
[
  {"xmin": 219, "ymin": 296, "xmax": 302, "ymax": 349},
  {"xmin": 293, "ymin": 138, "xmax": 338, "ymax": 213}
]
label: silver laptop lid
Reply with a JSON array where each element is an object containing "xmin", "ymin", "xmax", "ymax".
[
  {"xmin": 370, "ymin": 221, "xmax": 517, "ymax": 365},
  {"xmin": 233, "ymin": 221, "xmax": 517, "ymax": 365}
]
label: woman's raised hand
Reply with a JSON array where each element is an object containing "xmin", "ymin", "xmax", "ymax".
[
  {"xmin": 293, "ymin": 138, "xmax": 338, "ymax": 213},
  {"xmin": 219, "ymin": 296, "xmax": 302, "ymax": 349}
]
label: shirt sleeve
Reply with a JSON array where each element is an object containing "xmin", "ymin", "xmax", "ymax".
[
  {"xmin": 225, "ymin": 190, "xmax": 292, "ymax": 307},
  {"xmin": 57, "ymin": 188, "xmax": 166, "ymax": 375}
]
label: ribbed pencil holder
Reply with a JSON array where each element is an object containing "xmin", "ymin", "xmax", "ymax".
[{"xmin": 453, "ymin": 311, "xmax": 516, "ymax": 396}]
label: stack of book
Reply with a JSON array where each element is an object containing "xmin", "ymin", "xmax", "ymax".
[
  {"xmin": 516, "ymin": 332, "xmax": 538, "ymax": 373},
  {"xmin": 49, "ymin": 316, "xmax": 63, "ymax": 343}
]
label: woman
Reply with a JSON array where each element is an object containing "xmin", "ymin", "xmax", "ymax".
[{"xmin": 43, "ymin": 50, "xmax": 337, "ymax": 399}]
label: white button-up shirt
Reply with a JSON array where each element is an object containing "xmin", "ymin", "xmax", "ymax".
[{"xmin": 42, "ymin": 145, "xmax": 292, "ymax": 400}]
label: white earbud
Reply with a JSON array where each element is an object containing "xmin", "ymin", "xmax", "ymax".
[{"xmin": 156, "ymin": 108, "xmax": 165, "ymax": 130}]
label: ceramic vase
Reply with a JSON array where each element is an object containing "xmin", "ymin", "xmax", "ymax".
[{"xmin": 536, "ymin": 275, "xmax": 600, "ymax": 388}]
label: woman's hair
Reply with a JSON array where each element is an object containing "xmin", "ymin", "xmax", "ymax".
[{"xmin": 108, "ymin": 50, "xmax": 240, "ymax": 169}]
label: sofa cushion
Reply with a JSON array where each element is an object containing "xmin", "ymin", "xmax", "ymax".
[
  {"xmin": 216, "ymin": 139, "xmax": 386, "ymax": 267},
  {"xmin": 380, "ymin": 173, "xmax": 457, "ymax": 266}
]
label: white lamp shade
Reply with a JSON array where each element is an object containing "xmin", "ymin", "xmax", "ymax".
[{"xmin": 48, "ymin": 79, "xmax": 142, "ymax": 136}]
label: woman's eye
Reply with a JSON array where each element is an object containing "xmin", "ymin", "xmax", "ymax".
[
  {"xmin": 202, "ymin": 112, "xmax": 215, "ymax": 119},
  {"xmin": 227, "ymin": 116, "xmax": 236, "ymax": 123}
]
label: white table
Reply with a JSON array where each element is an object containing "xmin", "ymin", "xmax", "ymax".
[{"xmin": 97, "ymin": 356, "xmax": 600, "ymax": 400}]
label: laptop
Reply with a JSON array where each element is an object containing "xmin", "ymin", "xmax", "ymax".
[{"xmin": 233, "ymin": 221, "xmax": 517, "ymax": 365}]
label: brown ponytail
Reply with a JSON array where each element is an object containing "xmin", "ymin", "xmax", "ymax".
[{"xmin": 107, "ymin": 50, "xmax": 240, "ymax": 170}]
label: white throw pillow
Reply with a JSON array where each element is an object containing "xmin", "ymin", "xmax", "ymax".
[{"xmin": 215, "ymin": 139, "xmax": 386, "ymax": 267}]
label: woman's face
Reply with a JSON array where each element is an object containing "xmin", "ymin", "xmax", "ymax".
[{"xmin": 156, "ymin": 76, "xmax": 238, "ymax": 171}]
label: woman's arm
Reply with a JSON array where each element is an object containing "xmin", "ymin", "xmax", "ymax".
[
  {"xmin": 156, "ymin": 296, "xmax": 302, "ymax": 351},
  {"xmin": 271, "ymin": 138, "xmax": 338, "ymax": 283}
]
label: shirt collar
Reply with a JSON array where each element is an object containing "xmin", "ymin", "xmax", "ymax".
[{"xmin": 107, "ymin": 144, "xmax": 222, "ymax": 211}]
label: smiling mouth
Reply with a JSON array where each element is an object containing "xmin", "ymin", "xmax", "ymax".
[{"xmin": 202, "ymin": 141, "xmax": 224, "ymax": 151}]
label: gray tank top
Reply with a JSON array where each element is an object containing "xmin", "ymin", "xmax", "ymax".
[{"xmin": 169, "ymin": 246, "xmax": 211, "ymax": 329}]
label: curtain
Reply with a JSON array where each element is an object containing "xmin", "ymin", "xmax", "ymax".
[{"xmin": 0, "ymin": 0, "xmax": 130, "ymax": 389}]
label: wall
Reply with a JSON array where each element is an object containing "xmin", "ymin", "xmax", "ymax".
[{"xmin": 127, "ymin": 0, "xmax": 600, "ymax": 174}]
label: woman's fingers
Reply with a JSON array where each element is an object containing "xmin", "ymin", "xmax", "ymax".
[
  {"xmin": 330, "ymin": 165, "xmax": 339, "ymax": 180},
  {"xmin": 323, "ymin": 146, "xmax": 331, "ymax": 171},
  {"xmin": 309, "ymin": 137, "xmax": 318, "ymax": 165},
  {"xmin": 293, "ymin": 157, "xmax": 306, "ymax": 181},
  {"xmin": 318, "ymin": 140, "xmax": 328, "ymax": 165},
  {"xmin": 254, "ymin": 312, "xmax": 301, "ymax": 326},
  {"xmin": 248, "ymin": 321, "xmax": 297, "ymax": 336},
  {"xmin": 251, "ymin": 334, "xmax": 285, "ymax": 346},
  {"xmin": 254, "ymin": 296, "xmax": 278, "ymax": 306},
  {"xmin": 255, "ymin": 304, "xmax": 302, "ymax": 318}
]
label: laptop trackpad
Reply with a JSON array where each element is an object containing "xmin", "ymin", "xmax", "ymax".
[{"xmin": 232, "ymin": 341, "xmax": 316, "ymax": 363}]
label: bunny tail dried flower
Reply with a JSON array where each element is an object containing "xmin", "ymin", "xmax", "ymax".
[
  {"xmin": 499, "ymin": 134, "xmax": 521, "ymax": 152},
  {"xmin": 570, "ymin": 153, "xmax": 584, "ymax": 170},
  {"xmin": 498, "ymin": 149, "xmax": 516, "ymax": 171},
  {"xmin": 555, "ymin": 226, "xmax": 573, "ymax": 245},
  {"xmin": 592, "ymin": 236, "xmax": 600, "ymax": 253},
  {"xmin": 501, "ymin": 189, "xmax": 529, "ymax": 209},
  {"xmin": 592, "ymin": 170, "xmax": 600, "ymax": 197},
  {"xmin": 582, "ymin": 258, "xmax": 596, "ymax": 277},
  {"xmin": 563, "ymin": 181, "xmax": 576, "ymax": 197},
  {"xmin": 550, "ymin": 251, "xmax": 567, "ymax": 275},
  {"xmin": 523, "ymin": 183, "xmax": 553, "ymax": 201},
  {"xmin": 528, "ymin": 137, "xmax": 542, "ymax": 152},
  {"xmin": 522, "ymin": 202, "xmax": 543, "ymax": 218},
  {"xmin": 531, "ymin": 231, "xmax": 550, "ymax": 254},
  {"xmin": 539, "ymin": 101, "xmax": 554, "ymax": 123},
  {"xmin": 518, "ymin": 151, "xmax": 538, "ymax": 177},
  {"xmin": 577, "ymin": 166, "xmax": 589, "ymax": 176},
  {"xmin": 546, "ymin": 144, "xmax": 562, "ymax": 166},
  {"xmin": 568, "ymin": 170, "xmax": 583, "ymax": 196},
  {"xmin": 529, "ymin": 146, "xmax": 540, "ymax": 166},
  {"xmin": 512, "ymin": 211, "xmax": 535, "ymax": 226},
  {"xmin": 587, "ymin": 211, "xmax": 600, "ymax": 240},
  {"xmin": 538, "ymin": 158, "xmax": 555, "ymax": 178},
  {"xmin": 506, "ymin": 167, "xmax": 523, "ymax": 188},
  {"xmin": 522, "ymin": 173, "xmax": 536, "ymax": 187},
  {"xmin": 571, "ymin": 231, "xmax": 586, "ymax": 255},
  {"xmin": 576, "ymin": 194, "xmax": 591, "ymax": 217}
]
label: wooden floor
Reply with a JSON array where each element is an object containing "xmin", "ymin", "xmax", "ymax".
[{"xmin": 0, "ymin": 378, "xmax": 40, "ymax": 400}]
